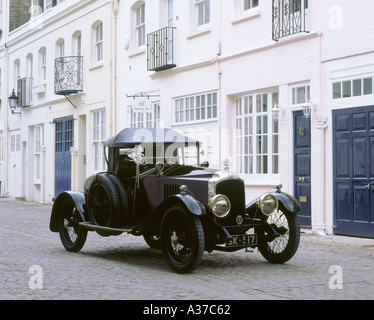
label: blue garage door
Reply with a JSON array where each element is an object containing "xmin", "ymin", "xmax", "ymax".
[
  {"xmin": 333, "ymin": 106, "xmax": 374, "ymax": 237},
  {"xmin": 54, "ymin": 117, "xmax": 74, "ymax": 198}
]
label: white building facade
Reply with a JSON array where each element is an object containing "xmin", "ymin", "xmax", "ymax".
[
  {"xmin": 0, "ymin": 0, "xmax": 119, "ymax": 203},
  {"xmin": 1, "ymin": 0, "xmax": 373, "ymax": 238}
]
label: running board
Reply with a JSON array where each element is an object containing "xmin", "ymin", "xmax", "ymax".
[{"xmin": 79, "ymin": 222, "xmax": 133, "ymax": 233}]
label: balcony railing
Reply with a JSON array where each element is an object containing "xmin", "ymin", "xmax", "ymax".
[
  {"xmin": 54, "ymin": 56, "xmax": 83, "ymax": 95},
  {"xmin": 272, "ymin": 0, "xmax": 308, "ymax": 41},
  {"xmin": 147, "ymin": 27, "xmax": 176, "ymax": 72}
]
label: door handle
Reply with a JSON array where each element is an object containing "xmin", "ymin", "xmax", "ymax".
[
  {"xmin": 298, "ymin": 177, "xmax": 305, "ymax": 182},
  {"xmin": 365, "ymin": 184, "xmax": 372, "ymax": 189}
]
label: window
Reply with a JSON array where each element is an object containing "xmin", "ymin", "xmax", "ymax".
[
  {"xmin": 10, "ymin": 134, "xmax": 21, "ymax": 152},
  {"xmin": 34, "ymin": 125, "xmax": 44, "ymax": 182},
  {"xmin": 235, "ymin": 92, "xmax": 279, "ymax": 177},
  {"xmin": 39, "ymin": 47, "xmax": 47, "ymax": 83},
  {"xmin": 272, "ymin": 0, "xmax": 308, "ymax": 40},
  {"xmin": 130, "ymin": 102, "xmax": 160, "ymax": 128},
  {"xmin": 45, "ymin": 0, "xmax": 58, "ymax": 10},
  {"xmin": 13, "ymin": 59, "xmax": 20, "ymax": 90},
  {"xmin": 135, "ymin": 2, "xmax": 145, "ymax": 47},
  {"xmin": 195, "ymin": 0, "xmax": 210, "ymax": 27},
  {"xmin": 332, "ymin": 77, "xmax": 373, "ymax": 99},
  {"xmin": 174, "ymin": 92, "xmax": 217, "ymax": 124},
  {"xmin": 31, "ymin": 0, "xmax": 44, "ymax": 18},
  {"xmin": 95, "ymin": 22, "xmax": 103, "ymax": 62},
  {"xmin": 243, "ymin": 0, "xmax": 259, "ymax": 11},
  {"xmin": 291, "ymin": 84, "xmax": 310, "ymax": 105},
  {"xmin": 57, "ymin": 39, "xmax": 65, "ymax": 57},
  {"xmin": 0, "ymin": 134, "xmax": 3, "ymax": 161},
  {"xmin": 92, "ymin": 110, "xmax": 106, "ymax": 171}
]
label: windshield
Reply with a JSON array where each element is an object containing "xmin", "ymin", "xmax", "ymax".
[{"xmin": 119, "ymin": 144, "xmax": 200, "ymax": 166}]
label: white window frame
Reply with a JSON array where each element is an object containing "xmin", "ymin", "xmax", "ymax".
[
  {"xmin": 10, "ymin": 134, "xmax": 21, "ymax": 152},
  {"xmin": 194, "ymin": 0, "xmax": 210, "ymax": 27},
  {"xmin": 243, "ymin": 0, "xmax": 259, "ymax": 11},
  {"xmin": 39, "ymin": 47, "xmax": 47, "ymax": 83},
  {"xmin": 291, "ymin": 84, "xmax": 310, "ymax": 106},
  {"xmin": 95, "ymin": 22, "xmax": 103, "ymax": 62},
  {"xmin": 129, "ymin": 102, "xmax": 161, "ymax": 128},
  {"xmin": 0, "ymin": 134, "xmax": 3, "ymax": 162},
  {"xmin": 235, "ymin": 91, "xmax": 279, "ymax": 183},
  {"xmin": 13, "ymin": 59, "xmax": 20, "ymax": 90},
  {"xmin": 92, "ymin": 109, "xmax": 106, "ymax": 172},
  {"xmin": 31, "ymin": 0, "xmax": 44, "ymax": 18},
  {"xmin": 174, "ymin": 91, "xmax": 217, "ymax": 124},
  {"xmin": 135, "ymin": 2, "xmax": 145, "ymax": 47},
  {"xmin": 34, "ymin": 125, "xmax": 44, "ymax": 183}
]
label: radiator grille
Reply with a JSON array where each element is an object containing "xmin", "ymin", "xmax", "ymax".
[{"xmin": 216, "ymin": 179, "xmax": 245, "ymax": 226}]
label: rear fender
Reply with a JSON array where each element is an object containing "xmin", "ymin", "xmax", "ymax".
[
  {"xmin": 49, "ymin": 191, "xmax": 87, "ymax": 232},
  {"xmin": 130, "ymin": 194, "xmax": 206, "ymax": 236}
]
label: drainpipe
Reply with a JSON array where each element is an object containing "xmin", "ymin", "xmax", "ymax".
[{"xmin": 111, "ymin": 0, "xmax": 119, "ymax": 136}]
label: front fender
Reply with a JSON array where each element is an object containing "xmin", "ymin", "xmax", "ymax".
[
  {"xmin": 130, "ymin": 194, "xmax": 206, "ymax": 236},
  {"xmin": 246, "ymin": 191, "xmax": 301, "ymax": 217},
  {"xmin": 272, "ymin": 191, "xmax": 301, "ymax": 213},
  {"xmin": 49, "ymin": 191, "xmax": 87, "ymax": 232}
]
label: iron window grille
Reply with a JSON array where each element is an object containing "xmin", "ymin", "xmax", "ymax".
[
  {"xmin": 272, "ymin": 0, "xmax": 308, "ymax": 41},
  {"xmin": 147, "ymin": 27, "xmax": 176, "ymax": 72},
  {"xmin": 54, "ymin": 56, "xmax": 83, "ymax": 95}
]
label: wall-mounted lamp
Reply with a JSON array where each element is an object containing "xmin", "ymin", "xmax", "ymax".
[
  {"xmin": 8, "ymin": 89, "xmax": 21, "ymax": 115},
  {"xmin": 272, "ymin": 104, "xmax": 284, "ymax": 121},
  {"xmin": 302, "ymin": 100, "xmax": 316, "ymax": 119}
]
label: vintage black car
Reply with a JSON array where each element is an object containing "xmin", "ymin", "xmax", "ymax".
[{"xmin": 50, "ymin": 128, "xmax": 301, "ymax": 273}]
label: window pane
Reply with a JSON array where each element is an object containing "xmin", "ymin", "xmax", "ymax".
[
  {"xmin": 353, "ymin": 79, "xmax": 362, "ymax": 97},
  {"xmin": 342, "ymin": 81, "xmax": 351, "ymax": 98},
  {"xmin": 333, "ymin": 82, "xmax": 341, "ymax": 99},
  {"xmin": 363, "ymin": 78, "xmax": 373, "ymax": 95}
]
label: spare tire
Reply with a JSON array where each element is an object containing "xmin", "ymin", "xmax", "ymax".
[
  {"xmin": 87, "ymin": 173, "xmax": 121, "ymax": 228},
  {"xmin": 107, "ymin": 172, "xmax": 130, "ymax": 226}
]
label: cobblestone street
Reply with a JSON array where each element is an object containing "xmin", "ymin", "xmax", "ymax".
[{"xmin": 1, "ymin": 199, "xmax": 374, "ymax": 302}]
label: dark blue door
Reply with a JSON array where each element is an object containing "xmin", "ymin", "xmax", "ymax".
[
  {"xmin": 294, "ymin": 111, "xmax": 311, "ymax": 226},
  {"xmin": 333, "ymin": 106, "xmax": 374, "ymax": 237},
  {"xmin": 54, "ymin": 117, "xmax": 74, "ymax": 198}
]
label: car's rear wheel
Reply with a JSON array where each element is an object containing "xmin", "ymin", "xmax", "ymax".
[
  {"xmin": 256, "ymin": 209, "xmax": 300, "ymax": 263},
  {"xmin": 58, "ymin": 196, "xmax": 88, "ymax": 252},
  {"xmin": 160, "ymin": 204, "xmax": 204, "ymax": 273},
  {"xmin": 87, "ymin": 173, "xmax": 122, "ymax": 229}
]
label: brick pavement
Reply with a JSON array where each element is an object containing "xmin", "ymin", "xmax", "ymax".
[{"xmin": 1, "ymin": 199, "xmax": 374, "ymax": 300}]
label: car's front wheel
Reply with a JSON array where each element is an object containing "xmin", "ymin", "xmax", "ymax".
[
  {"xmin": 58, "ymin": 197, "xmax": 88, "ymax": 252},
  {"xmin": 160, "ymin": 204, "xmax": 204, "ymax": 273},
  {"xmin": 256, "ymin": 209, "xmax": 300, "ymax": 263}
]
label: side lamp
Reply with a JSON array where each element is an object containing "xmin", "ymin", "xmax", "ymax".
[
  {"xmin": 302, "ymin": 100, "xmax": 316, "ymax": 119},
  {"xmin": 271, "ymin": 104, "xmax": 284, "ymax": 121},
  {"xmin": 8, "ymin": 89, "xmax": 21, "ymax": 115}
]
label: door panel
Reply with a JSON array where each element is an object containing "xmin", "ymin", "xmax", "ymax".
[
  {"xmin": 54, "ymin": 117, "xmax": 74, "ymax": 198},
  {"xmin": 294, "ymin": 111, "xmax": 311, "ymax": 226},
  {"xmin": 333, "ymin": 106, "xmax": 374, "ymax": 237}
]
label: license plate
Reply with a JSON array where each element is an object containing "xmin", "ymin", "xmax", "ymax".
[{"xmin": 226, "ymin": 234, "xmax": 257, "ymax": 247}]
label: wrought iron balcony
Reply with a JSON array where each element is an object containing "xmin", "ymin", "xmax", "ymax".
[
  {"xmin": 272, "ymin": 0, "xmax": 308, "ymax": 41},
  {"xmin": 54, "ymin": 56, "xmax": 83, "ymax": 95},
  {"xmin": 147, "ymin": 27, "xmax": 176, "ymax": 72}
]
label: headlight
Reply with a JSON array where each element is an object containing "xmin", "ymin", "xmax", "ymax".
[
  {"xmin": 208, "ymin": 194, "xmax": 231, "ymax": 218},
  {"xmin": 257, "ymin": 194, "xmax": 278, "ymax": 216}
]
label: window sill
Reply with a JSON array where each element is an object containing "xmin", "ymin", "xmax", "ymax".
[
  {"xmin": 172, "ymin": 118, "xmax": 218, "ymax": 127},
  {"xmin": 231, "ymin": 8, "xmax": 261, "ymax": 25},
  {"xmin": 89, "ymin": 62, "xmax": 103, "ymax": 71},
  {"xmin": 128, "ymin": 46, "xmax": 146, "ymax": 58},
  {"xmin": 187, "ymin": 27, "xmax": 211, "ymax": 40},
  {"xmin": 242, "ymin": 175, "xmax": 280, "ymax": 186}
]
